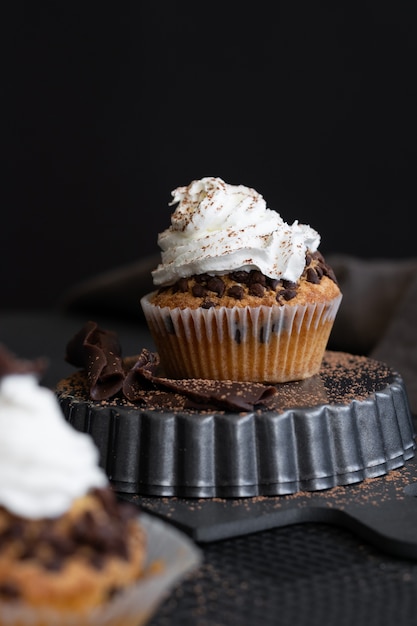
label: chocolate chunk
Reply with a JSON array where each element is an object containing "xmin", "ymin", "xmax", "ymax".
[
  {"xmin": 207, "ymin": 276, "xmax": 226, "ymax": 297},
  {"xmin": 227, "ymin": 285, "xmax": 244, "ymax": 300},
  {"xmin": 194, "ymin": 273, "xmax": 211, "ymax": 284},
  {"xmin": 65, "ymin": 321, "xmax": 124, "ymax": 401},
  {"xmin": 281, "ymin": 288, "xmax": 297, "ymax": 301},
  {"xmin": 0, "ymin": 582, "xmax": 20, "ymax": 600},
  {"xmin": 192, "ymin": 283, "xmax": 207, "ymax": 297},
  {"xmin": 323, "ymin": 264, "xmax": 338, "ymax": 284},
  {"xmin": 315, "ymin": 265, "xmax": 324, "ymax": 279},
  {"xmin": 46, "ymin": 533, "xmax": 76, "ymax": 557},
  {"xmin": 249, "ymin": 270, "xmax": 266, "ymax": 286},
  {"xmin": 174, "ymin": 277, "xmax": 189, "ymax": 292},
  {"xmin": 201, "ymin": 299, "xmax": 216, "ymax": 309},
  {"xmin": 229, "ymin": 270, "xmax": 251, "ymax": 283},
  {"xmin": 306, "ymin": 267, "xmax": 320, "ymax": 284},
  {"xmin": 249, "ymin": 283, "xmax": 266, "ymax": 297},
  {"xmin": 44, "ymin": 556, "xmax": 64, "ymax": 571},
  {"xmin": 267, "ymin": 277, "xmax": 281, "ymax": 290},
  {"xmin": 93, "ymin": 487, "xmax": 119, "ymax": 518}
]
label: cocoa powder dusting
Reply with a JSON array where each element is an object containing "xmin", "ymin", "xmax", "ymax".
[{"xmin": 57, "ymin": 346, "xmax": 398, "ymax": 416}]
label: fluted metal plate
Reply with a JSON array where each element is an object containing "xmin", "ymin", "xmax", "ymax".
[{"xmin": 58, "ymin": 353, "xmax": 416, "ymax": 497}]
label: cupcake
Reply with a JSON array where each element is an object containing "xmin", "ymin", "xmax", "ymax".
[
  {"xmin": 141, "ymin": 176, "xmax": 342, "ymax": 382},
  {"xmin": 0, "ymin": 344, "xmax": 179, "ymax": 625}
]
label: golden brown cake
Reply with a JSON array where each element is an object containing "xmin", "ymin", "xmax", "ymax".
[
  {"xmin": 0, "ymin": 488, "xmax": 146, "ymax": 612},
  {"xmin": 141, "ymin": 176, "xmax": 342, "ymax": 382}
]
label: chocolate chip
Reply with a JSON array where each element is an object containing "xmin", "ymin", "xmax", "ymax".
[
  {"xmin": 249, "ymin": 270, "xmax": 266, "ymax": 286},
  {"xmin": 72, "ymin": 511, "xmax": 96, "ymax": 544},
  {"xmin": 306, "ymin": 267, "xmax": 320, "ymax": 284},
  {"xmin": 44, "ymin": 556, "xmax": 64, "ymax": 571},
  {"xmin": 72, "ymin": 510, "xmax": 127, "ymax": 558},
  {"xmin": 0, "ymin": 521, "xmax": 24, "ymax": 544},
  {"xmin": 194, "ymin": 273, "xmax": 211, "ymax": 284},
  {"xmin": 201, "ymin": 300, "xmax": 216, "ymax": 309},
  {"xmin": 248, "ymin": 283, "xmax": 265, "ymax": 297},
  {"xmin": 281, "ymin": 288, "xmax": 297, "ymax": 301},
  {"xmin": 282, "ymin": 279, "xmax": 297, "ymax": 290},
  {"xmin": 267, "ymin": 277, "xmax": 281, "ymax": 290},
  {"xmin": 192, "ymin": 283, "xmax": 207, "ymax": 298},
  {"xmin": 0, "ymin": 582, "xmax": 20, "ymax": 600},
  {"xmin": 90, "ymin": 553, "xmax": 106, "ymax": 570},
  {"xmin": 230, "ymin": 270, "xmax": 250, "ymax": 284},
  {"xmin": 323, "ymin": 264, "xmax": 338, "ymax": 283},
  {"xmin": 227, "ymin": 285, "xmax": 244, "ymax": 300},
  {"xmin": 315, "ymin": 265, "xmax": 324, "ymax": 279},
  {"xmin": 175, "ymin": 277, "xmax": 189, "ymax": 292},
  {"xmin": 47, "ymin": 533, "xmax": 76, "ymax": 557},
  {"xmin": 19, "ymin": 545, "xmax": 36, "ymax": 560},
  {"xmin": 207, "ymin": 276, "xmax": 226, "ymax": 297},
  {"xmin": 93, "ymin": 487, "xmax": 119, "ymax": 517}
]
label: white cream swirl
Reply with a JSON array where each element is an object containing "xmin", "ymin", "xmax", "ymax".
[
  {"xmin": 152, "ymin": 177, "xmax": 321, "ymax": 285},
  {"xmin": 0, "ymin": 374, "xmax": 108, "ymax": 519}
]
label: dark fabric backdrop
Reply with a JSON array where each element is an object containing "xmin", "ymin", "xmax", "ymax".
[{"xmin": 2, "ymin": 2, "xmax": 416, "ymax": 310}]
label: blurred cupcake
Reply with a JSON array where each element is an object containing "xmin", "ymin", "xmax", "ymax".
[
  {"xmin": 141, "ymin": 176, "xmax": 342, "ymax": 383},
  {"xmin": 0, "ymin": 345, "xmax": 200, "ymax": 625}
]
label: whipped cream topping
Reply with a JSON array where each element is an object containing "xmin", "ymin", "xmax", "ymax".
[
  {"xmin": 152, "ymin": 177, "xmax": 321, "ymax": 286},
  {"xmin": 0, "ymin": 373, "xmax": 107, "ymax": 519}
]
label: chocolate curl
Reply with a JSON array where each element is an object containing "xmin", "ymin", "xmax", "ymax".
[
  {"xmin": 124, "ymin": 348, "xmax": 277, "ymax": 411},
  {"xmin": 65, "ymin": 321, "xmax": 124, "ymax": 400},
  {"xmin": 0, "ymin": 344, "xmax": 48, "ymax": 379},
  {"xmin": 123, "ymin": 349, "xmax": 160, "ymax": 401},
  {"xmin": 159, "ymin": 378, "xmax": 277, "ymax": 412}
]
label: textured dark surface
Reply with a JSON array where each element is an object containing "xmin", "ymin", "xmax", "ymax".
[{"xmin": 147, "ymin": 520, "xmax": 417, "ymax": 626}]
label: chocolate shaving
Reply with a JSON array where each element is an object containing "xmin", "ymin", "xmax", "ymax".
[
  {"xmin": 0, "ymin": 344, "xmax": 47, "ymax": 379},
  {"xmin": 65, "ymin": 321, "xmax": 124, "ymax": 401},
  {"xmin": 124, "ymin": 348, "xmax": 277, "ymax": 411},
  {"xmin": 123, "ymin": 349, "xmax": 160, "ymax": 400}
]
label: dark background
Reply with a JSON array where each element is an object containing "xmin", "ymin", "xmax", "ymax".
[{"xmin": 2, "ymin": 2, "xmax": 416, "ymax": 311}]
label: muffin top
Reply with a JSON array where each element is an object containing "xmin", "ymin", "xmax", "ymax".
[
  {"xmin": 151, "ymin": 250, "xmax": 340, "ymax": 310},
  {"xmin": 152, "ymin": 176, "xmax": 322, "ymax": 287}
]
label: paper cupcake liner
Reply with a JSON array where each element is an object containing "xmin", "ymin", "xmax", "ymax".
[
  {"xmin": 140, "ymin": 292, "xmax": 343, "ymax": 382},
  {"xmin": 0, "ymin": 514, "xmax": 202, "ymax": 626}
]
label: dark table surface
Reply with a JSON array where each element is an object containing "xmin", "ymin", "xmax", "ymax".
[{"xmin": 2, "ymin": 309, "xmax": 417, "ymax": 626}]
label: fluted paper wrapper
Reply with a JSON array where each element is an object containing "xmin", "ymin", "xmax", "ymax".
[
  {"xmin": 0, "ymin": 514, "xmax": 202, "ymax": 626},
  {"xmin": 141, "ymin": 293, "xmax": 342, "ymax": 382}
]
